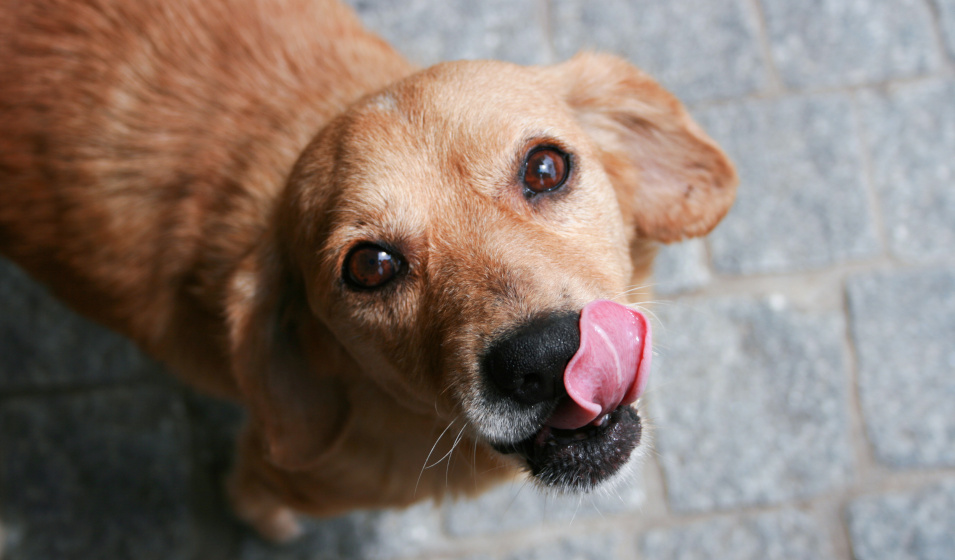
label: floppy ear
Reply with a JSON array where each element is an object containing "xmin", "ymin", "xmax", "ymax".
[
  {"xmin": 551, "ymin": 52, "xmax": 737, "ymax": 243},
  {"xmin": 227, "ymin": 231, "xmax": 350, "ymax": 471}
]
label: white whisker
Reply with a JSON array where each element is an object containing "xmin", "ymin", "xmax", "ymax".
[
  {"xmin": 445, "ymin": 422, "xmax": 469, "ymax": 489},
  {"xmin": 609, "ymin": 282, "xmax": 658, "ymax": 301},
  {"xmin": 569, "ymin": 493, "xmax": 583, "ymax": 526},
  {"xmin": 415, "ymin": 417, "xmax": 458, "ymax": 497}
]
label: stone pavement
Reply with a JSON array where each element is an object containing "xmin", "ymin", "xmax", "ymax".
[{"xmin": 2, "ymin": 0, "xmax": 954, "ymax": 558}]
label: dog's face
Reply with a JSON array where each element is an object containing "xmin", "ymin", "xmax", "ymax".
[{"xmin": 228, "ymin": 54, "xmax": 736, "ymax": 494}]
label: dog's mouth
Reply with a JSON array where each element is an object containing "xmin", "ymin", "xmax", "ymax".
[
  {"xmin": 491, "ymin": 404, "xmax": 642, "ymax": 491},
  {"xmin": 481, "ymin": 300, "xmax": 652, "ymax": 491}
]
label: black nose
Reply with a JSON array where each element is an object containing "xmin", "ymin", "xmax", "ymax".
[{"xmin": 481, "ymin": 312, "xmax": 581, "ymax": 406}]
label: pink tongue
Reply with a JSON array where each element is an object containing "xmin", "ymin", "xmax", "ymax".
[{"xmin": 547, "ymin": 300, "xmax": 652, "ymax": 430}]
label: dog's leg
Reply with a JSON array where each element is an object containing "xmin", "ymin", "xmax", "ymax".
[{"xmin": 228, "ymin": 428, "xmax": 303, "ymax": 542}]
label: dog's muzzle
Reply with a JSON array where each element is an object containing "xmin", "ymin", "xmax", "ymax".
[{"xmin": 480, "ymin": 300, "xmax": 652, "ymax": 491}]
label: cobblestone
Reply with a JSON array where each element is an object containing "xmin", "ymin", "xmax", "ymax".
[
  {"xmin": 761, "ymin": 0, "xmax": 941, "ymax": 89},
  {"xmin": 857, "ymin": 78, "xmax": 955, "ymax": 262},
  {"xmin": 640, "ymin": 509, "xmax": 836, "ymax": 560},
  {"xmin": 653, "ymin": 240, "xmax": 712, "ymax": 296},
  {"xmin": 442, "ymin": 475, "xmax": 644, "ymax": 538},
  {"xmin": 848, "ymin": 481, "xmax": 955, "ymax": 560},
  {"xmin": 550, "ymin": 0, "xmax": 768, "ymax": 103},
  {"xmin": 501, "ymin": 533, "xmax": 622, "ymax": 560},
  {"xmin": 651, "ymin": 297, "xmax": 854, "ymax": 512},
  {"xmin": 0, "ymin": 258, "xmax": 165, "ymax": 391},
  {"xmin": 345, "ymin": 0, "xmax": 548, "ymax": 66},
  {"xmin": 699, "ymin": 95, "xmax": 881, "ymax": 275},
  {"xmin": 0, "ymin": 389, "xmax": 193, "ymax": 560},
  {"xmin": 239, "ymin": 501, "xmax": 445, "ymax": 560},
  {"xmin": 847, "ymin": 266, "xmax": 955, "ymax": 468},
  {"xmin": 939, "ymin": 0, "xmax": 955, "ymax": 60}
]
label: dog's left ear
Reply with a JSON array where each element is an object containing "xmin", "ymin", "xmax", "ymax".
[
  {"xmin": 226, "ymin": 228, "xmax": 350, "ymax": 471},
  {"xmin": 548, "ymin": 52, "xmax": 738, "ymax": 243}
]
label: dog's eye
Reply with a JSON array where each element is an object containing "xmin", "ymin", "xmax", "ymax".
[
  {"xmin": 343, "ymin": 244, "xmax": 403, "ymax": 289},
  {"xmin": 522, "ymin": 147, "xmax": 570, "ymax": 194}
]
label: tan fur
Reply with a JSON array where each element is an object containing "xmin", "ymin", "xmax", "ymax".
[{"xmin": 0, "ymin": 0, "xmax": 736, "ymax": 541}]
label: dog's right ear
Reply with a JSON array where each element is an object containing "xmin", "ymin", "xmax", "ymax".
[
  {"xmin": 548, "ymin": 52, "xmax": 737, "ymax": 244},
  {"xmin": 227, "ymin": 229, "xmax": 350, "ymax": 471}
]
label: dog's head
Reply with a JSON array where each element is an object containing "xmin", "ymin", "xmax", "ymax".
[{"xmin": 227, "ymin": 53, "xmax": 736, "ymax": 494}]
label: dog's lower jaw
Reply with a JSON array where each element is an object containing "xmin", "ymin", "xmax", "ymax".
[
  {"xmin": 227, "ymin": 409, "xmax": 641, "ymax": 542},
  {"xmin": 491, "ymin": 405, "xmax": 643, "ymax": 493}
]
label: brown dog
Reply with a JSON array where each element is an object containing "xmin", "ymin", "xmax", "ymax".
[{"xmin": 0, "ymin": 0, "xmax": 736, "ymax": 541}]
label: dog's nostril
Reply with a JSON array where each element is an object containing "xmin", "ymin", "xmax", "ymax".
[{"xmin": 482, "ymin": 312, "xmax": 581, "ymax": 406}]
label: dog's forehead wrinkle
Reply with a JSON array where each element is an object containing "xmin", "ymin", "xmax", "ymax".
[
  {"xmin": 392, "ymin": 62, "xmax": 577, "ymax": 151},
  {"xmin": 347, "ymin": 81, "xmax": 586, "ymax": 217},
  {"xmin": 322, "ymin": 144, "xmax": 446, "ymax": 249},
  {"xmin": 414, "ymin": 60, "xmax": 555, "ymax": 111}
]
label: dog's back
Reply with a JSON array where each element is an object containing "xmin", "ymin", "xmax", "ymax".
[{"xmin": 0, "ymin": 0, "xmax": 411, "ymax": 394}]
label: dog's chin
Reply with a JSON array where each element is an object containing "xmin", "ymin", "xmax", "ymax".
[{"xmin": 489, "ymin": 405, "xmax": 642, "ymax": 493}]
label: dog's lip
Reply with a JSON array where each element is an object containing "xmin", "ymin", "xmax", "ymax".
[{"xmin": 489, "ymin": 405, "xmax": 642, "ymax": 491}]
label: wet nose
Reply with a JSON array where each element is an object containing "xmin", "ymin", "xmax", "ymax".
[{"xmin": 481, "ymin": 312, "xmax": 581, "ymax": 406}]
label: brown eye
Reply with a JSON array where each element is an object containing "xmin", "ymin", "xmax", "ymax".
[
  {"xmin": 343, "ymin": 244, "xmax": 403, "ymax": 289},
  {"xmin": 522, "ymin": 147, "xmax": 570, "ymax": 194}
]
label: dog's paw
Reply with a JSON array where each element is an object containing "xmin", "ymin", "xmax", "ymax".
[
  {"xmin": 228, "ymin": 478, "xmax": 304, "ymax": 543},
  {"xmin": 250, "ymin": 506, "xmax": 304, "ymax": 543},
  {"xmin": 236, "ymin": 499, "xmax": 304, "ymax": 543}
]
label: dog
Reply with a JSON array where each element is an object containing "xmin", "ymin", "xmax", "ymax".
[{"xmin": 0, "ymin": 0, "xmax": 736, "ymax": 541}]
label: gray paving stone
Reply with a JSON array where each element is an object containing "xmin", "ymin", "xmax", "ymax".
[
  {"xmin": 847, "ymin": 266, "xmax": 955, "ymax": 468},
  {"xmin": 939, "ymin": 0, "xmax": 955, "ymax": 60},
  {"xmin": 550, "ymin": 0, "xmax": 768, "ymax": 103},
  {"xmin": 0, "ymin": 389, "xmax": 194, "ymax": 560},
  {"xmin": 502, "ymin": 533, "xmax": 622, "ymax": 560},
  {"xmin": 239, "ymin": 500, "xmax": 444, "ymax": 560},
  {"xmin": 761, "ymin": 0, "xmax": 941, "ymax": 89},
  {"xmin": 858, "ymin": 79, "xmax": 955, "ymax": 262},
  {"xmin": 180, "ymin": 391, "xmax": 248, "ymax": 557},
  {"xmin": 442, "ymin": 474, "xmax": 644, "ymax": 538},
  {"xmin": 848, "ymin": 481, "xmax": 955, "ymax": 560},
  {"xmin": 0, "ymin": 257, "xmax": 164, "ymax": 391},
  {"xmin": 183, "ymin": 391, "xmax": 245, "ymax": 479},
  {"xmin": 345, "ymin": 0, "xmax": 548, "ymax": 66},
  {"xmin": 653, "ymin": 240, "xmax": 713, "ymax": 296},
  {"xmin": 699, "ymin": 95, "xmax": 880, "ymax": 275},
  {"xmin": 651, "ymin": 297, "xmax": 854, "ymax": 512},
  {"xmin": 640, "ymin": 509, "xmax": 836, "ymax": 560}
]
